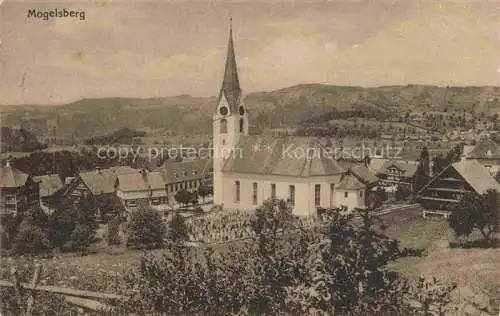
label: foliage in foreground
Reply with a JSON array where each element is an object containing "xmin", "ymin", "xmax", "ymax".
[
  {"xmin": 449, "ymin": 189, "xmax": 499, "ymax": 246},
  {"xmin": 122, "ymin": 199, "xmax": 455, "ymax": 315},
  {"xmin": 126, "ymin": 205, "xmax": 165, "ymax": 249}
]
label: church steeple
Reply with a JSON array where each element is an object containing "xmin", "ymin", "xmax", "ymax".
[{"xmin": 218, "ymin": 17, "xmax": 241, "ymax": 112}]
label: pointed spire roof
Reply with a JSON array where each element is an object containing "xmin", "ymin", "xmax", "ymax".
[{"xmin": 218, "ymin": 17, "xmax": 242, "ymax": 112}]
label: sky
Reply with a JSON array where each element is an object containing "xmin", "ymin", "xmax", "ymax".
[{"xmin": 0, "ymin": 0, "xmax": 499, "ymax": 105}]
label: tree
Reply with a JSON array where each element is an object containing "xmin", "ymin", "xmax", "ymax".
[
  {"xmin": 127, "ymin": 206, "xmax": 165, "ymax": 249},
  {"xmin": 49, "ymin": 197, "xmax": 97, "ymax": 253},
  {"xmin": 0, "ymin": 214, "xmax": 23, "ymax": 250},
  {"xmin": 395, "ymin": 185, "xmax": 410, "ymax": 201},
  {"xmin": 166, "ymin": 212, "xmax": 189, "ymax": 244},
  {"xmin": 197, "ymin": 185, "xmax": 211, "ymax": 203},
  {"xmin": 174, "ymin": 189, "xmax": 192, "ymax": 207},
  {"xmin": 14, "ymin": 216, "xmax": 52, "ymax": 256},
  {"xmin": 449, "ymin": 190, "xmax": 499, "ymax": 245},
  {"xmin": 368, "ymin": 187, "xmax": 388, "ymax": 209},
  {"xmin": 106, "ymin": 216, "xmax": 122, "ymax": 246},
  {"xmin": 49, "ymin": 202, "xmax": 78, "ymax": 250}
]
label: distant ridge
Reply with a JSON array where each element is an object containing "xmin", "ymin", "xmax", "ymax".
[{"xmin": 1, "ymin": 84, "xmax": 499, "ymax": 138}]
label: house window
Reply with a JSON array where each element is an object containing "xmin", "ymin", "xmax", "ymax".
[
  {"xmin": 252, "ymin": 182, "xmax": 258, "ymax": 205},
  {"xmin": 151, "ymin": 198, "xmax": 160, "ymax": 206},
  {"xmin": 289, "ymin": 185, "xmax": 295, "ymax": 206},
  {"xmin": 314, "ymin": 184, "xmax": 321, "ymax": 206},
  {"xmin": 240, "ymin": 118, "xmax": 244, "ymax": 133},
  {"xmin": 359, "ymin": 191, "xmax": 363, "ymax": 198},
  {"xmin": 220, "ymin": 119, "xmax": 228, "ymax": 134},
  {"xmin": 271, "ymin": 183, "xmax": 276, "ymax": 199},
  {"xmin": 344, "ymin": 192, "xmax": 348, "ymax": 198},
  {"xmin": 235, "ymin": 181, "xmax": 240, "ymax": 202}
]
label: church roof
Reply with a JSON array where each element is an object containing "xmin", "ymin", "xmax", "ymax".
[
  {"xmin": 217, "ymin": 19, "xmax": 242, "ymax": 112},
  {"xmin": 222, "ymin": 136, "xmax": 346, "ymax": 177}
]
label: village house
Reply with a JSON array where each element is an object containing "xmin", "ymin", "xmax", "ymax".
[
  {"xmin": 154, "ymin": 158, "xmax": 213, "ymax": 207},
  {"xmin": 62, "ymin": 166, "xmax": 137, "ymax": 218},
  {"xmin": 417, "ymin": 159, "xmax": 500, "ymax": 216},
  {"xmin": 115, "ymin": 168, "xmax": 168, "ymax": 212},
  {"xmin": 465, "ymin": 137, "xmax": 500, "ymax": 177},
  {"xmin": 376, "ymin": 161, "xmax": 418, "ymax": 193},
  {"xmin": 0, "ymin": 161, "xmax": 40, "ymax": 216},
  {"xmin": 212, "ymin": 23, "xmax": 369, "ymax": 216}
]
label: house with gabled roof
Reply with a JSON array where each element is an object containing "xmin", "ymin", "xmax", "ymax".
[
  {"xmin": 212, "ymin": 21, "xmax": 369, "ymax": 215},
  {"xmin": 376, "ymin": 161, "xmax": 418, "ymax": 192},
  {"xmin": 417, "ymin": 159, "xmax": 500, "ymax": 213},
  {"xmin": 0, "ymin": 161, "xmax": 40, "ymax": 215},
  {"xmin": 465, "ymin": 137, "xmax": 500, "ymax": 176},
  {"xmin": 154, "ymin": 158, "xmax": 212, "ymax": 206},
  {"xmin": 115, "ymin": 169, "xmax": 168, "ymax": 211}
]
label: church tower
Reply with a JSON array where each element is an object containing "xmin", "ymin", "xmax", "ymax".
[{"xmin": 213, "ymin": 18, "xmax": 248, "ymax": 205}]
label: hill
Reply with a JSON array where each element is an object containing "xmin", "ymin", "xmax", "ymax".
[
  {"xmin": 0, "ymin": 127, "xmax": 44, "ymax": 153},
  {"xmin": 1, "ymin": 85, "xmax": 498, "ymax": 138}
]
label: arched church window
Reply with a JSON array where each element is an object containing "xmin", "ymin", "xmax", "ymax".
[
  {"xmin": 220, "ymin": 119, "xmax": 228, "ymax": 134},
  {"xmin": 239, "ymin": 118, "xmax": 244, "ymax": 133}
]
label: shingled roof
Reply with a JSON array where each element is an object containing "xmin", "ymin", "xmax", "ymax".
[
  {"xmin": 217, "ymin": 18, "xmax": 242, "ymax": 112},
  {"xmin": 349, "ymin": 164, "xmax": 378, "ymax": 185},
  {"xmin": 116, "ymin": 171, "xmax": 165, "ymax": 192},
  {"xmin": 155, "ymin": 159, "xmax": 212, "ymax": 183},
  {"xmin": 78, "ymin": 166, "xmax": 138, "ymax": 195},
  {"xmin": 467, "ymin": 138, "xmax": 500, "ymax": 159},
  {"xmin": 222, "ymin": 136, "xmax": 346, "ymax": 177},
  {"xmin": 337, "ymin": 174, "xmax": 365, "ymax": 190},
  {"xmin": 378, "ymin": 161, "xmax": 418, "ymax": 178},
  {"xmin": 418, "ymin": 159, "xmax": 500, "ymax": 195},
  {"xmin": 0, "ymin": 165, "xmax": 29, "ymax": 188}
]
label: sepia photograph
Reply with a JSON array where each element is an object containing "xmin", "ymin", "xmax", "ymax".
[{"xmin": 0, "ymin": 0, "xmax": 499, "ymax": 315}]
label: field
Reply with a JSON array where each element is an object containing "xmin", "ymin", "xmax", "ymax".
[{"xmin": 1, "ymin": 207, "xmax": 498, "ymax": 313}]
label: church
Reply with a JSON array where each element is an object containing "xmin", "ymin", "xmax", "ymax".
[{"xmin": 212, "ymin": 21, "xmax": 374, "ymax": 216}]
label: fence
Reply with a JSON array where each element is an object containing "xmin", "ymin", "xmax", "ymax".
[{"xmin": 0, "ymin": 265, "xmax": 126, "ymax": 315}]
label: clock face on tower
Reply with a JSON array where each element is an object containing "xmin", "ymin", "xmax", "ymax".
[
  {"xmin": 239, "ymin": 106, "xmax": 245, "ymax": 115},
  {"xmin": 219, "ymin": 106, "xmax": 228, "ymax": 116}
]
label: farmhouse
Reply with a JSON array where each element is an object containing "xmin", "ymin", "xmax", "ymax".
[
  {"xmin": 376, "ymin": 161, "xmax": 418, "ymax": 193},
  {"xmin": 465, "ymin": 137, "xmax": 500, "ymax": 177},
  {"xmin": 154, "ymin": 158, "xmax": 212, "ymax": 206},
  {"xmin": 0, "ymin": 161, "xmax": 40, "ymax": 215},
  {"xmin": 212, "ymin": 22, "xmax": 368, "ymax": 216},
  {"xmin": 417, "ymin": 159, "xmax": 500, "ymax": 212},
  {"xmin": 115, "ymin": 169, "xmax": 168, "ymax": 211}
]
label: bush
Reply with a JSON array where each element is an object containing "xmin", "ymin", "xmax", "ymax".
[
  {"xmin": 14, "ymin": 217, "xmax": 52, "ymax": 256},
  {"xmin": 0, "ymin": 214, "xmax": 23, "ymax": 250},
  {"xmin": 123, "ymin": 201, "xmax": 454, "ymax": 315},
  {"xmin": 106, "ymin": 216, "xmax": 122, "ymax": 246},
  {"xmin": 167, "ymin": 212, "xmax": 189, "ymax": 244},
  {"xmin": 127, "ymin": 206, "xmax": 165, "ymax": 249}
]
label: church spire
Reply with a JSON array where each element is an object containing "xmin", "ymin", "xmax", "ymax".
[{"xmin": 218, "ymin": 17, "xmax": 241, "ymax": 112}]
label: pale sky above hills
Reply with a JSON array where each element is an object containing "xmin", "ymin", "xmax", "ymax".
[{"xmin": 0, "ymin": 0, "xmax": 499, "ymax": 104}]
